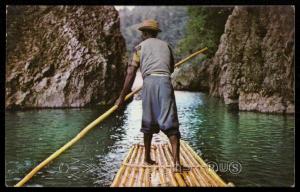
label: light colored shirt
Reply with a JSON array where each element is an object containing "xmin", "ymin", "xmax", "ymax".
[{"xmin": 130, "ymin": 38, "xmax": 174, "ymax": 79}]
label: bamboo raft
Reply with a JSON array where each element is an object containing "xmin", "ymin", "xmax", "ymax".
[{"xmin": 111, "ymin": 140, "xmax": 234, "ymax": 187}]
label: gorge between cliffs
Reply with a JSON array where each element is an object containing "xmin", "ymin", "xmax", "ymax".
[
  {"xmin": 5, "ymin": 5, "xmax": 295, "ymax": 187},
  {"xmin": 6, "ymin": 6, "xmax": 294, "ymax": 114}
]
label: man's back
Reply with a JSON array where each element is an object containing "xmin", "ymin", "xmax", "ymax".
[
  {"xmin": 116, "ymin": 19, "xmax": 190, "ymax": 172},
  {"xmin": 136, "ymin": 38, "xmax": 173, "ymax": 79}
]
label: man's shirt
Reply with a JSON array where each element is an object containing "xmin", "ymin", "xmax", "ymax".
[{"xmin": 130, "ymin": 38, "xmax": 175, "ymax": 79}]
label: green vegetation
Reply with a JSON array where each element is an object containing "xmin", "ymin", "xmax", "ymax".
[
  {"xmin": 118, "ymin": 6, "xmax": 233, "ymax": 59},
  {"xmin": 118, "ymin": 6, "xmax": 188, "ymax": 58},
  {"xmin": 177, "ymin": 6, "xmax": 233, "ymax": 57}
]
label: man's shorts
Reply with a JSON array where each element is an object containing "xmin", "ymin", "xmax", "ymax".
[{"xmin": 140, "ymin": 75, "xmax": 181, "ymax": 138}]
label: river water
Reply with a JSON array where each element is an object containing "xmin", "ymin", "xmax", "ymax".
[{"xmin": 5, "ymin": 91, "xmax": 294, "ymax": 187}]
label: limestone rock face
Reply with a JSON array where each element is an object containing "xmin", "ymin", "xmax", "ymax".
[
  {"xmin": 208, "ymin": 6, "xmax": 294, "ymax": 113},
  {"xmin": 6, "ymin": 6, "xmax": 126, "ymax": 109},
  {"xmin": 171, "ymin": 54, "xmax": 209, "ymax": 91},
  {"xmin": 173, "ymin": 6, "xmax": 294, "ymax": 114}
]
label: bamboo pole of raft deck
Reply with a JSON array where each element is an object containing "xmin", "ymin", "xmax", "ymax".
[
  {"xmin": 181, "ymin": 140, "xmax": 227, "ymax": 186},
  {"xmin": 160, "ymin": 133, "xmax": 216, "ymax": 187},
  {"xmin": 129, "ymin": 144, "xmax": 142, "ymax": 186},
  {"xmin": 138, "ymin": 146, "xmax": 145, "ymax": 187},
  {"xmin": 135, "ymin": 144, "xmax": 144, "ymax": 187},
  {"xmin": 181, "ymin": 140, "xmax": 226, "ymax": 186},
  {"xmin": 180, "ymin": 165, "xmax": 192, "ymax": 186},
  {"xmin": 111, "ymin": 146, "xmax": 135, "ymax": 187},
  {"xmin": 14, "ymin": 47, "xmax": 208, "ymax": 187},
  {"xmin": 159, "ymin": 132, "xmax": 208, "ymax": 186},
  {"xmin": 144, "ymin": 164, "xmax": 150, "ymax": 187},
  {"xmin": 178, "ymin": 141, "xmax": 210, "ymax": 186},
  {"xmin": 163, "ymin": 144, "xmax": 186, "ymax": 187},
  {"xmin": 156, "ymin": 145, "xmax": 167, "ymax": 186},
  {"xmin": 167, "ymin": 142, "xmax": 199, "ymax": 186},
  {"xmin": 165, "ymin": 145, "xmax": 187, "ymax": 187},
  {"xmin": 133, "ymin": 145, "xmax": 142, "ymax": 187},
  {"xmin": 119, "ymin": 145, "xmax": 134, "ymax": 187},
  {"xmin": 175, "ymin": 143, "xmax": 196, "ymax": 186},
  {"xmin": 120, "ymin": 144, "xmax": 139, "ymax": 186},
  {"xmin": 156, "ymin": 144, "xmax": 166, "ymax": 185},
  {"xmin": 181, "ymin": 144, "xmax": 208, "ymax": 186},
  {"xmin": 180, "ymin": 141, "xmax": 217, "ymax": 186},
  {"xmin": 150, "ymin": 147, "xmax": 155, "ymax": 186},
  {"xmin": 180, "ymin": 143, "xmax": 205, "ymax": 186},
  {"xmin": 161, "ymin": 144, "xmax": 178, "ymax": 187},
  {"xmin": 152, "ymin": 147, "xmax": 161, "ymax": 187},
  {"xmin": 127, "ymin": 146, "xmax": 139, "ymax": 186},
  {"xmin": 159, "ymin": 144, "xmax": 177, "ymax": 186},
  {"xmin": 127, "ymin": 145, "xmax": 137, "ymax": 186}
]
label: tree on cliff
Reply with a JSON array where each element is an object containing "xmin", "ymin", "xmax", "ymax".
[{"xmin": 177, "ymin": 6, "xmax": 233, "ymax": 57}]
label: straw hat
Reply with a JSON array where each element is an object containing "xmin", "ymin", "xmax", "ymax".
[{"xmin": 138, "ymin": 19, "xmax": 161, "ymax": 32}]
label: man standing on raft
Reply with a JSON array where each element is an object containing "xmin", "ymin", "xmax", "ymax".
[{"xmin": 115, "ymin": 19, "xmax": 190, "ymax": 173}]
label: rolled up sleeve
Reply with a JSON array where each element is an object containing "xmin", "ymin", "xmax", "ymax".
[{"xmin": 130, "ymin": 49, "xmax": 141, "ymax": 67}]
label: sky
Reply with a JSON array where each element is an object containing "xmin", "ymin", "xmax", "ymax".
[{"xmin": 114, "ymin": 6, "xmax": 135, "ymax": 11}]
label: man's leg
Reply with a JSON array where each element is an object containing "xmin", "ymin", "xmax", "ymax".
[
  {"xmin": 168, "ymin": 135, "xmax": 180, "ymax": 164},
  {"xmin": 168, "ymin": 134, "xmax": 190, "ymax": 172},
  {"xmin": 144, "ymin": 133, "xmax": 156, "ymax": 164}
]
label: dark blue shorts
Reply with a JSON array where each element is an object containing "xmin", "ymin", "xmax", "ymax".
[{"xmin": 140, "ymin": 75, "xmax": 181, "ymax": 138}]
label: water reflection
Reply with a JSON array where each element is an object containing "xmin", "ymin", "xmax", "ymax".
[{"xmin": 5, "ymin": 91, "xmax": 294, "ymax": 186}]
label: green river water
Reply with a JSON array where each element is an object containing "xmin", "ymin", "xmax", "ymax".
[{"xmin": 5, "ymin": 91, "xmax": 294, "ymax": 187}]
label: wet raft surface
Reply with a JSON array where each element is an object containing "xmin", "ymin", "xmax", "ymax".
[{"xmin": 111, "ymin": 140, "xmax": 233, "ymax": 187}]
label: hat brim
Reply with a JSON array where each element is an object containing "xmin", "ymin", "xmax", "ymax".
[{"xmin": 138, "ymin": 26, "xmax": 161, "ymax": 32}]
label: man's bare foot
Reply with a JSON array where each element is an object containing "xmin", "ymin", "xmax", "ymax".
[
  {"xmin": 145, "ymin": 159, "xmax": 157, "ymax": 165},
  {"xmin": 173, "ymin": 163, "xmax": 191, "ymax": 173}
]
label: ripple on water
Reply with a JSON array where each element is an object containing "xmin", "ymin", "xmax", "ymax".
[{"xmin": 5, "ymin": 91, "xmax": 294, "ymax": 187}]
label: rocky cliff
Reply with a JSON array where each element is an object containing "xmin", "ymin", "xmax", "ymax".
[
  {"xmin": 171, "ymin": 54, "xmax": 209, "ymax": 91},
  {"xmin": 6, "ymin": 6, "xmax": 126, "ymax": 109},
  {"xmin": 173, "ymin": 6, "xmax": 294, "ymax": 114},
  {"xmin": 208, "ymin": 6, "xmax": 294, "ymax": 113}
]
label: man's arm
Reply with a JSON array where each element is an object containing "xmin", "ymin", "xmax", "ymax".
[
  {"xmin": 168, "ymin": 45, "xmax": 175, "ymax": 73},
  {"xmin": 114, "ymin": 60, "xmax": 139, "ymax": 107}
]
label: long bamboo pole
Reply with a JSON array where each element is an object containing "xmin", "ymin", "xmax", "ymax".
[
  {"xmin": 174, "ymin": 47, "xmax": 208, "ymax": 68},
  {"xmin": 14, "ymin": 47, "xmax": 208, "ymax": 187}
]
